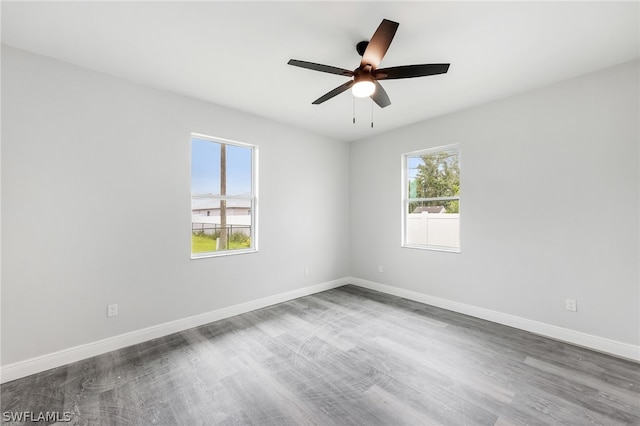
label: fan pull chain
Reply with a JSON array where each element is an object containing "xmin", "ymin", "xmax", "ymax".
[
  {"xmin": 353, "ymin": 96, "xmax": 356, "ymax": 124},
  {"xmin": 371, "ymin": 99, "xmax": 374, "ymax": 128}
]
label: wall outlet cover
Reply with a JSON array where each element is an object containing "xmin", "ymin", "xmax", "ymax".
[
  {"xmin": 565, "ymin": 299, "xmax": 577, "ymax": 312},
  {"xmin": 108, "ymin": 304, "xmax": 118, "ymax": 317}
]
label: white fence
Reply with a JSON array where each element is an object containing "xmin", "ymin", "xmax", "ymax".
[{"xmin": 406, "ymin": 213, "xmax": 460, "ymax": 248}]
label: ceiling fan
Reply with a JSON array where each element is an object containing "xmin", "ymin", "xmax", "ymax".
[{"xmin": 288, "ymin": 19, "xmax": 450, "ymax": 108}]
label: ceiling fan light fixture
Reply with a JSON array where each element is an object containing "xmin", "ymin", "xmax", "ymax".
[{"xmin": 352, "ymin": 75, "xmax": 376, "ymax": 98}]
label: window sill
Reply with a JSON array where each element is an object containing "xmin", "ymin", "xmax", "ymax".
[
  {"xmin": 402, "ymin": 244, "xmax": 461, "ymax": 254},
  {"xmin": 191, "ymin": 248, "xmax": 258, "ymax": 260}
]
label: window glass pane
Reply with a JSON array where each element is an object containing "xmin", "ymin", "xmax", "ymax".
[
  {"xmin": 404, "ymin": 145, "xmax": 460, "ymax": 252},
  {"xmin": 191, "ymin": 139, "xmax": 252, "ymax": 197},
  {"xmin": 191, "ymin": 198, "xmax": 253, "ymax": 253},
  {"xmin": 191, "ymin": 138, "xmax": 220, "ymax": 196},
  {"xmin": 405, "ymin": 200, "xmax": 460, "ymax": 249},
  {"xmin": 191, "ymin": 135, "xmax": 255, "ymax": 257},
  {"xmin": 226, "ymin": 144, "xmax": 252, "ymax": 196},
  {"xmin": 407, "ymin": 149, "xmax": 459, "ymax": 199}
]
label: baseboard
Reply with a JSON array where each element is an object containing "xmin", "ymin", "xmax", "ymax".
[
  {"xmin": 348, "ymin": 277, "xmax": 640, "ymax": 362},
  {"xmin": 0, "ymin": 278, "xmax": 349, "ymax": 384}
]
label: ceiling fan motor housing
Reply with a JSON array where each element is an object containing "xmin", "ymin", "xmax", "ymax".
[{"xmin": 356, "ymin": 41, "xmax": 369, "ymax": 57}]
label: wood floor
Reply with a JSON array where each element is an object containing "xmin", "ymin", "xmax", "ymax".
[{"xmin": 2, "ymin": 285, "xmax": 639, "ymax": 425}]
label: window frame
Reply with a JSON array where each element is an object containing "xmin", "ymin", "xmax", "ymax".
[
  {"xmin": 401, "ymin": 143, "xmax": 460, "ymax": 253},
  {"xmin": 190, "ymin": 133, "xmax": 258, "ymax": 259}
]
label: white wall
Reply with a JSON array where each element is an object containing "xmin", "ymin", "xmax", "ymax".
[
  {"xmin": 1, "ymin": 46, "xmax": 350, "ymax": 365},
  {"xmin": 350, "ymin": 60, "xmax": 639, "ymax": 346}
]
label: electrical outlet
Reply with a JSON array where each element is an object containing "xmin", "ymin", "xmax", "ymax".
[
  {"xmin": 108, "ymin": 304, "xmax": 118, "ymax": 317},
  {"xmin": 378, "ymin": 265, "xmax": 384, "ymax": 273},
  {"xmin": 304, "ymin": 267, "xmax": 310, "ymax": 276},
  {"xmin": 565, "ymin": 299, "xmax": 577, "ymax": 312}
]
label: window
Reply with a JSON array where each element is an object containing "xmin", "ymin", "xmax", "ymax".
[
  {"xmin": 191, "ymin": 133, "xmax": 257, "ymax": 258},
  {"xmin": 402, "ymin": 144, "xmax": 460, "ymax": 252}
]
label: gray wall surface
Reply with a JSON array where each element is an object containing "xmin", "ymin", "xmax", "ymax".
[
  {"xmin": 1, "ymin": 46, "xmax": 350, "ymax": 364},
  {"xmin": 350, "ymin": 60, "xmax": 639, "ymax": 345}
]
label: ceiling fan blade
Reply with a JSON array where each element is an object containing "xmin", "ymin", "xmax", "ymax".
[
  {"xmin": 288, "ymin": 59, "xmax": 354, "ymax": 77},
  {"xmin": 312, "ymin": 80, "xmax": 355, "ymax": 105},
  {"xmin": 361, "ymin": 19, "xmax": 399, "ymax": 69},
  {"xmin": 371, "ymin": 81, "xmax": 391, "ymax": 108},
  {"xmin": 374, "ymin": 63, "xmax": 450, "ymax": 80}
]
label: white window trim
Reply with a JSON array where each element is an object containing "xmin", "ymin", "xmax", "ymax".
[
  {"xmin": 401, "ymin": 143, "xmax": 461, "ymax": 253},
  {"xmin": 190, "ymin": 133, "xmax": 259, "ymax": 259}
]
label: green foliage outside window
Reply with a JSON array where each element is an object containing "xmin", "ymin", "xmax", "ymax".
[{"xmin": 410, "ymin": 149, "xmax": 459, "ymax": 213}]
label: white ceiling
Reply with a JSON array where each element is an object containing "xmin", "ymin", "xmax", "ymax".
[{"xmin": 2, "ymin": 1, "xmax": 638, "ymax": 142}]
